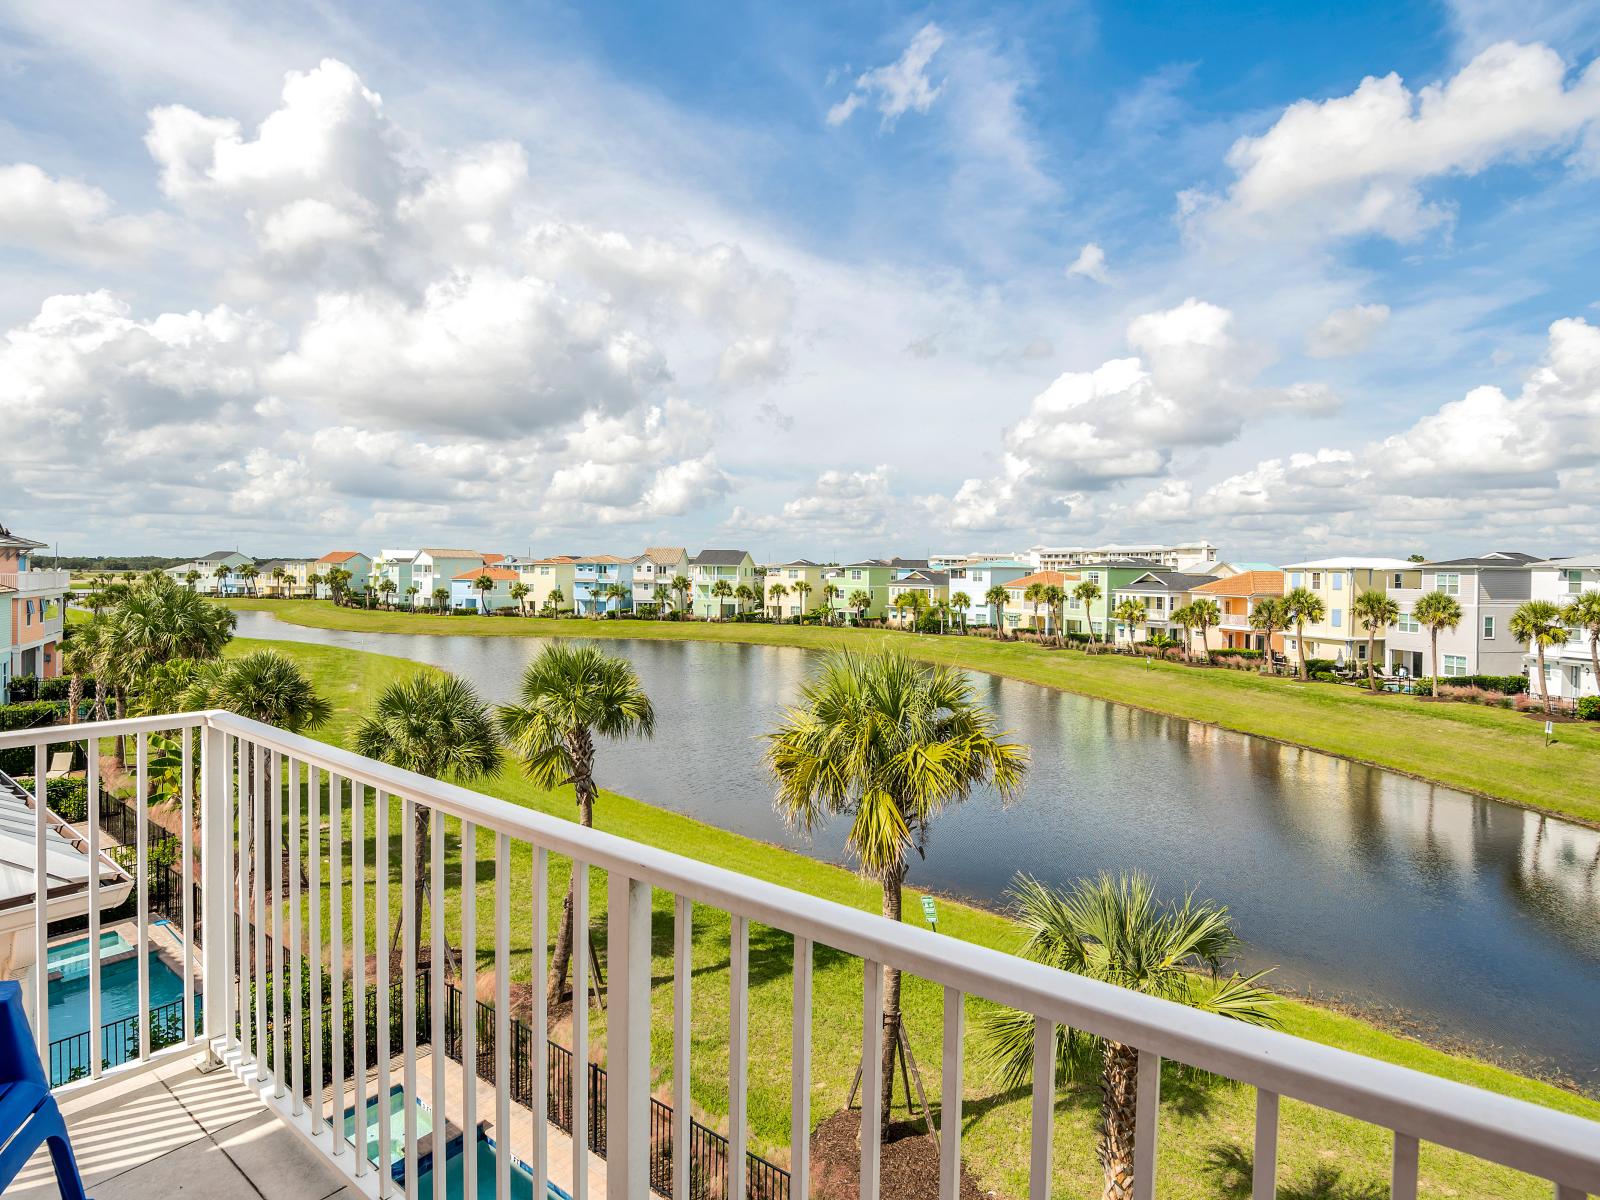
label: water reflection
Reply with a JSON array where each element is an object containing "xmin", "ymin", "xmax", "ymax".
[{"xmin": 233, "ymin": 612, "xmax": 1600, "ymax": 1084}]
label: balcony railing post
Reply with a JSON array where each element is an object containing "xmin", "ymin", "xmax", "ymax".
[
  {"xmin": 607, "ymin": 870, "xmax": 652, "ymax": 1200},
  {"xmin": 198, "ymin": 721, "xmax": 231, "ymax": 1065}
]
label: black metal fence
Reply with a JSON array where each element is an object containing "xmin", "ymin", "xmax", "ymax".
[{"xmin": 48, "ymin": 994, "xmax": 197, "ymax": 1087}]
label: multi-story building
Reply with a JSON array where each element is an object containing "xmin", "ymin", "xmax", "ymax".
[
  {"xmin": 372, "ymin": 549, "xmax": 420, "ymax": 604},
  {"xmin": 0, "ymin": 526, "xmax": 67, "ymax": 699},
  {"xmin": 1385, "ymin": 551, "xmax": 1544, "ymax": 679},
  {"xmin": 631, "ymin": 547, "xmax": 690, "ymax": 614},
  {"xmin": 943, "ymin": 560, "xmax": 1035, "ymax": 627},
  {"xmin": 826, "ymin": 560, "xmax": 906, "ymax": 623},
  {"xmin": 1189, "ymin": 570, "xmax": 1287, "ymax": 653},
  {"xmin": 1028, "ymin": 540, "xmax": 1218, "ymax": 573},
  {"xmin": 886, "ymin": 569, "xmax": 949, "ymax": 627},
  {"xmin": 764, "ymin": 560, "xmax": 827, "ymax": 620},
  {"xmin": 690, "ymin": 549, "xmax": 758, "ymax": 619},
  {"xmin": 929, "ymin": 551, "xmax": 1024, "ymax": 570},
  {"xmin": 572, "ymin": 555, "xmax": 635, "ymax": 616},
  {"xmin": 1000, "ymin": 570, "xmax": 1078, "ymax": 634},
  {"xmin": 1109, "ymin": 570, "xmax": 1216, "ymax": 645},
  {"xmin": 1525, "ymin": 552, "xmax": 1600, "ymax": 700},
  {"xmin": 1279, "ymin": 557, "xmax": 1420, "ymax": 667},
  {"xmin": 410, "ymin": 548, "xmax": 495, "ymax": 609},
  {"xmin": 516, "ymin": 556, "xmax": 578, "ymax": 613},
  {"xmin": 1059, "ymin": 560, "xmax": 1161, "ymax": 638},
  {"xmin": 313, "ymin": 550, "xmax": 372, "ymax": 598},
  {"xmin": 162, "ymin": 550, "xmax": 252, "ymax": 594},
  {"xmin": 257, "ymin": 559, "xmax": 316, "ymax": 598},
  {"xmin": 450, "ymin": 566, "xmax": 520, "ymax": 613}
]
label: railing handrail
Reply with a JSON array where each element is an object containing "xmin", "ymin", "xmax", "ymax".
[{"xmin": 11, "ymin": 710, "xmax": 1600, "ymax": 1189}]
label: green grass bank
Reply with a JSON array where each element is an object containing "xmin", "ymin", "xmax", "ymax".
[{"xmin": 217, "ymin": 631, "xmax": 1598, "ymax": 1200}]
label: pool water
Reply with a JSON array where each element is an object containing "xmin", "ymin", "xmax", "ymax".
[
  {"xmin": 47, "ymin": 947, "xmax": 186, "ymax": 1038},
  {"xmin": 47, "ymin": 931, "xmax": 132, "ymax": 980},
  {"xmin": 343, "ymin": 1085, "xmax": 434, "ymax": 1167}
]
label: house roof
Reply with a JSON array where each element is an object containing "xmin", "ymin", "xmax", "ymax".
[
  {"xmin": 1120, "ymin": 571, "xmax": 1217, "ymax": 592},
  {"xmin": 640, "ymin": 546, "xmax": 688, "ymax": 566},
  {"xmin": 962, "ymin": 560, "xmax": 1034, "ymax": 570},
  {"xmin": 1192, "ymin": 570, "xmax": 1285, "ymax": 598},
  {"xmin": 1004, "ymin": 570, "xmax": 1078, "ymax": 591},
  {"xmin": 1422, "ymin": 550, "xmax": 1544, "ymax": 568},
  {"xmin": 892, "ymin": 570, "xmax": 950, "ymax": 588},
  {"xmin": 0, "ymin": 771, "xmax": 131, "ymax": 917},
  {"xmin": 419, "ymin": 548, "xmax": 487, "ymax": 559},
  {"xmin": 692, "ymin": 549, "xmax": 751, "ymax": 566},
  {"xmin": 482, "ymin": 552, "xmax": 507, "ymax": 564},
  {"xmin": 453, "ymin": 566, "xmax": 520, "ymax": 581},
  {"xmin": 1279, "ymin": 557, "xmax": 1417, "ymax": 570},
  {"xmin": 317, "ymin": 550, "xmax": 366, "ymax": 564},
  {"xmin": 1538, "ymin": 551, "xmax": 1600, "ymax": 568},
  {"xmin": 0, "ymin": 526, "xmax": 47, "ymax": 551},
  {"xmin": 199, "ymin": 549, "xmax": 243, "ymax": 561}
]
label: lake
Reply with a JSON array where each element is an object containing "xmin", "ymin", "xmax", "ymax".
[{"xmin": 234, "ymin": 610, "xmax": 1600, "ymax": 1086}]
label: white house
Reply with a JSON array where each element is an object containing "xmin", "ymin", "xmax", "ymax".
[
  {"xmin": 1385, "ymin": 551, "xmax": 1544, "ymax": 679},
  {"xmin": 1525, "ymin": 552, "xmax": 1600, "ymax": 700}
]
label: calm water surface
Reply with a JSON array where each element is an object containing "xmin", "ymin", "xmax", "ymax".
[{"xmin": 235, "ymin": 611, "xmax": 1600, "ymax": 1085}]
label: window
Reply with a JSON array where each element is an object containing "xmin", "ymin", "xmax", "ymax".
[
  {"xmin": 1331, "ymin": 572, "xmax": 1344, "ymax": 590},
  {"xmin": 1562, "ymin": 568, "xmax": 1585, "ymax": 594},
  {"xmin": 1435, "ymin": 572, "xmax": 1460, "ymax": 596},
  {"xmin": 1482, "ymin": 615, "xmax": 1495, "ymax": 640},
  {"xmin": 1392, "ymin": 573, "xmax": 1404, "ymax": 588},
  {"xmin": 1330, "ymin": 608, "xmax": 1342, "ymax": 629},
  {"xmin": 851, "ymin": 570, "xmax": 862, "ymax": 580},
  {"xmin": 1442, "ymin": 655, "xmax": 1468, "ymax": 678},
  {"xmin": 1089, "ymin": 572, "xmax": 1100, "ymax": 585},
  {"xmin": 1356, "ymin": 643, "xmax": 1367, "ymax": 660},
  {"xmin": 1310, "ymin": 571, "xmax": 1323, "ymax": 589},
  {"xmin": 1290, "ymin": 572, "xmax": 1303, "ymax": 588}
]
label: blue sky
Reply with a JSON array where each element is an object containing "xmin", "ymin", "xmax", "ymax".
[{"xmin": 1, "ymin": 0, "xmax": 1598, "ymax": 561}]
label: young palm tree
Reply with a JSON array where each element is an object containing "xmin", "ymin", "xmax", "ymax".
[
  {"xmin": 1023, "ymin": 581, "xmax": 1048, "ymax": 635},
  {"xmin": 1561, "ymin": 590, "xmax": 1600, "ymax": 692},
  {"xmin": 107, "ymin": 575, "xmax": 237, "ymax": 679},
  {"xmin": 354, "ymin": 673, "xmax": 503, "ymax": 962},
  {"xmin": 765, "ymin": 648, "xmax": 1027, "ymax": 1136},
  {"xmin": 471, "ymin": 573, "xmax": 494, "ymax": 613},
  {"xmin": 547, "ymin": 584, "xmax": 565, "ymax": 616},
  {"xmin": 60, "ymin": 625, "xmax": 100, "ymax": 725},
  {"xmin": 213, "ymin": 563, "xmax": 231, "ymax": 595},
  {"xmin": 652, "ymin": 582, "xmax": 673, "ymax": 618},
  {"xmin": 1248, "ymin": 596, "xmax": 1287, "ymax": 671},
  {"xmin": 1188, "ymin": 598, "xmax": 1221, "ymax": 660},
  {"xmin": 950, "ymin": 591, "xmax": 971, "ymax": 633},
  {"xmin": 272, "ymin": 567, "xmax": 289, "ymax": 596},
  {"xmin": 181, "ymin": 650, "xmax": 332, "ymax": 732},
  {"xmin": 603, "ymin": 581, "xmax": 630, "ymax": 616},
  {"xmin": 848, "ymin": 588, "xmax": 872, "ymax": 626},
  {"xmin": 1043, "ymin": 584, "xmax": 1067, "ymax": 646},
  {"xmin": 734, "ymin": 582, "xmax": 756, "ymax": 616},
  {"xmin": 822, "ymin": 583, "xmax": 843, "ymax": 624},
  {"xmin": 768, "ymin": 582, "xmax": 789, "ymax": 620},
  {"xmin": 671, "ymin": 574, "xmax": 692, "ymax": 617},
  {"xmin": 430, "ymin": 586, "xmax": 448, "ymax": 613},
  {"xmin": 379, "ymin": 578, "xmax": 399, "ymax": 608},
  {"xmin": 793, "ymin": 580, "xmax": 813, "ymax": 615},
  {"xmin": 1072, "ymin": 580, "xmax": 1103, "ymax": 642},
  {"xmin": 1352, "ymin": 589, "xmax": 1400, "ymax": 691},
  {"xmin": 1169, "ymin": 604, "xmax": 1195, "ymax": 662},
  {"xmin": 498, "ymin": 643, "xmax": 655, "ymax": 995},
  {"xmin": 183, "ymin": 569, "xmax": 200, "ymax": 591},
  {"xmin": 238, "ymin": 564, "xmax": 259, "ymax": 595},
  {"xmin": 509, "ymin": 582, "xmax": 528, "ymax": 615},
  {"xmin": 983, "ymin": 873, "xmax": 1276, "ymax": 1200},
  {"xmin": 1511, "ymin": 599, "xmax": 1565, "ymax": 715},
  {"xmin": 404, "ymin": 584, "xmax": 420, "ymax": 609},
  {"xmin": 308, "ymin": 571, "xmax": 324, "ymax": 598},
  {"xmin": 985, "ymin": 584, "xmax": 1009, "ymax": 637},
  {"xmin": 1413, "ymin": 590, "xmax": 1463, "ymax": 684},
  {"xmin": 1281, "ymin": 586, "xmax": 1326, "ymax": 681},
  {"xmin": 710, "ymin": 579, "xmax": 734, "ymax": 620},
  {"xmin": 1112, "ymin": 598, "xmax": 1147, "ymax": 646}
]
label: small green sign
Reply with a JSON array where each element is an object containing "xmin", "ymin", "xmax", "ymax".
[{"xmin": 920, "ymin": 896, "xmax": 938, "ymax": 926}]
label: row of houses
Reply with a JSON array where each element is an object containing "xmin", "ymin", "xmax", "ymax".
[{"xmin": 157, "ymin": 536, "xmax": 1598, "ymax": 701}]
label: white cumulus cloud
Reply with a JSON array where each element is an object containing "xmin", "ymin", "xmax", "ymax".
[{"xmin": 828, "ymin": 24, "xmax": 945, "ymax": 128}]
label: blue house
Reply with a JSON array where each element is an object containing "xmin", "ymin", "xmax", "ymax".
[{"xmin": 572, "ymin": 555, "xmax": 635, "ymax": 616}]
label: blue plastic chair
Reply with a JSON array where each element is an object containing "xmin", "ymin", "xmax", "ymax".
[{"xmin": 0, "ymin": 979, "xmax": 89, "ymax": 1199}]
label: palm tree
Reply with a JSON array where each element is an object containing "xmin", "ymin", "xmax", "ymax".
[
  {"xmin": 1248, "ymin": 596, "xmax": 1287, "ymax": 671},
  {"xmin": 985, "ymin": 585, "xmax": 1010, "ymax": 638},
  {"xmin": 1169, "ymin": 604, "xmax": 1195, "ymax": 661},
  {"xmin": 1111, "ymin": 598, "xmax": 1147, "ymax": 646},
  {"xmin": 950, "ymin": 591, "xmax": 971, "ymax": 633},
  {"xmin": 1352, "ymin": 590, "xmax": 1400, "ymax": 692},
  {"xmin": 1072, "ymin": 580, "xmax": 1103, "ymax": 642},
  {"xmin": 238, "ymin": 564, "xmax": 258, "ymax": 595},
  {"xmin": 355, "ymin": 673, "xmax": 502, "ymax": 962},
  {"xmin": 213, "ymin": 564, "xmax": 231, "ymax": 595},
  {"xmin": 671, "ymin": 574, "xmax": 692, "ymax": 618},
  {"xmin": 1413, "ymin": 590, "xmax": 1463, "ymax": 683},
  {"xmin": 510, "ymin": 582, "xmax": 530, "ymax": 615},
  {"xmin": 1511, "ymin": 599, "xmax": 1565, "ymax": 715},
  {"xmin": 1023, "ymin": 581, "xmax": 1048, "ymax": 635},
  {"xmin": 1043, "ymin": 585, "xmax": 1067, "ymax": 646},
  {"xmin": 379, "ymin": 578, "xmax": 399, "ymax": 608},
  {"xmin": 1281, "ymin": 586, "xmax": 1326, "ymax": 681},
  {"xmin": 1188, "ymin": 598, "xmax": 1221, "ymax": 660},
  {"xmin": 271, "ymin": 567, "xmax": 289, "ymax": 596},
  {"xmin": 498, "ymin": 643, "xmax": 655, "ymax": 996},
  {"xmin": 432, "ymin": 586, "xmax": 450, "ymax": 613},
  {"xmin": 405, "ymin": 584, "xmax": 421, "ymax": 609},
  {"xmin": 473, "ymin": 573, "xmax": 496, "ymax": 613},
  {"xmin": 734, "ymin": 582, "xmax": 756, "ymax": 616},
  {"xmin": 603, "ymin": 581, "xmax": 630, "ymax": 617},
  {"xmin": 983, "ymin": 873, "xmax": 1276, "ymax": 1200},
  {"xmin": 181, "ymin": 650, "xmax": 331, "ymax": 731},
  {"xmin": 768, "ymin": 582, "xmax": 789, "ymax": 620},
  {"xmin": 822, "ymin": 583, "xmax": 842, "ymax": 624},
  {"xmin": 183, "ymin": 569, "xmax": 200, "ymax": 592},
  {"xmin": 710, "ymin": 579, "xmax": 734, "ymax": 620},
  {"xmin": 547, "ymin": 584, "xmax": 566, "ymax": 616},
  {"xmin": 766, "ymin": 648, "xmax": 1027, "ymax": 1136},
  {"xmin": 847, "ymin": 589, "xmax": 872, "ymax": 626},
  {"xmin": 652, "ymin": 582, "xmax": 672, "ymax": 618},
  {"xmin": 107, "ymin": 575, "xmax": 237, "ymax": 685},
  {"xmin": 60, "ymin": 624, "xmax": 100, "ymax": 725},
  {"xmin": 793, "ymin": 580, "xmax": 813, "ymax": 616},
  {"xmin": 1561, "ymin": 590, "xmax": 1600, "ymax": 695},
  {"xmin": 308, "ymin": 571, "xmax": 324, "ymax": 598}
]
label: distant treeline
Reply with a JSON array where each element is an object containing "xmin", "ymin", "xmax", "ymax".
[{"xmin": 40, "ymin": 556, "xmax": 185, "ymax": 572}]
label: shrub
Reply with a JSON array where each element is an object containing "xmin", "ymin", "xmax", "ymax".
[
  {"xmin": 1065, "ymin": 631, "xmax": 1091, "ymax": 645},
  {"xmin": 6, "ymin": 675, "xmax": 39, "ymax": 702},
  {"xmin": 16, "ymin": 775, "xmax": 89, "ymax": 821},
  {"xmin": 1208, "ymin": 648, "xmax": 1262, "ymax": 662},
  {"xmin": 1578, "ymin": 696, "xmax": 1600, "ymax": 720},
  {"xmin": 1210, "ymin": 654, "xmax": 1259, "ymax": 671},
  {"xmin": 1512, "ymin": 693, "xmax": 1547, "ymax": 712},
  {"xmin": 1305, "ymin": 658, "xmax": 1338, "ymax": 675},
  {"xmin": 1435, "ymin": 684, "xmax": 1513, "ymax": 708},
  {"xmin": 1311, "ymin": 670, "xmax": 1341, "ymax": 683}
]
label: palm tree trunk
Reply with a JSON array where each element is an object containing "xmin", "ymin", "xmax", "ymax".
[
  {"xmin": 67, "ymin": 675, "xmax": 82, "ymax": 725},
  {"xmin": 1098, "ymin": 1040, "xmax": 1140, "ymax": 1200},
  {"xmin": 1367, "ymin": 631, "xmax": 1377, "ymax": 691},
  {"xmin": 877, "ymin": 863, "xmax": 906, "ymax": 1138},
  {"xmin": 1537, "ymin": 646, "xmax": 1552, "ymax": 715},
  {"xmin": 1430, "ymin": 628, "xmax": 1440, "ymax": 687},
  {"xmin": 549, "ymin": 729, "xmax": 597, "ymax": 999},
  {"xmin": 1589, "ymin": 634, "xmax": 1599, "ymax": 702},
  {"xmin": 1296, "ymin": 624, "xmax": 1308, "ymax": 680}
]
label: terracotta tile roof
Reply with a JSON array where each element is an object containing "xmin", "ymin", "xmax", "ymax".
[
  {"xmin": 530, "ymin": 555, "xmax": 578, "ymax": 565},
  {"xmin": 1191, "ymin": 570, "xmax": 1284, "ymax": 598},
  {"xmin": 482, "ymin": 552, "xmax": 506, "ymax": 564},
  {"xmin": 316, "ymin": 550, "xmax": 365, "ymax": 564},
  {"xmin": 1004, "ymin": 570, "xmax": 1078, "ymax": 591},
  {"xmin": 453, "ymin": 566, "xmax": 520, "ymax": 581}
]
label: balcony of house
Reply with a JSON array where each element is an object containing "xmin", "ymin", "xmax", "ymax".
[
  {"xmin": 0, "ymin": 568, "xmax": 72, "ymax": 595},
  {"xmin": 1, "ymin": 712, "xmax": 1598, "ymax": 1200}
]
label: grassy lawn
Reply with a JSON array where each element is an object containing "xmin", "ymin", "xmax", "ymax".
[
  {"xmin": 216, "ymin": 599, "xmax": 1600, "ymax": 827},
  {"xmin": 220, "ymin": 632, "xmax": 1597, "ymax": 1200}
]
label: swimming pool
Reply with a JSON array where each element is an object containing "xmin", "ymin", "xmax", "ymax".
[
  {"xmin": 47, "ymin": 931, "xmax": 132, "ymax": 980},
  {"xmin": 344, "ymin": 1087, "xmax": 569, "ymax": 1200},
  {"xmin": 46, "ymin": 932, "xmax": 192, "ymax": 1085}
]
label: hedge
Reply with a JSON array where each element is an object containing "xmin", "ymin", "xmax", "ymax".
[
  {"xmin": 1208, "ymin": 648, "xmax": 1263, "ymax": 661},
  {"xmin": 0, "ymin": 700, "xmax": 64, "ymax": 775},
  {"xmin": 1579, "ymin": 696, "xmax": 1600, "ymax": 721},
  {"xmin": 15, "ymin": 775, "xmax": 89, "ymax": 821},
  {"xmin": 1415, "ymin": 674, "xmax": 1528, "ymax": 696}
]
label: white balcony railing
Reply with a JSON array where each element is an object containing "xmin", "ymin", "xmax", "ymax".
[
  {"xmin": 0, "ymin": 568, "xmax": 71, "ymax": 593},
  {"xmin": 1, "ymin": 712, "xmax": 1598, "ymax": 1200}
]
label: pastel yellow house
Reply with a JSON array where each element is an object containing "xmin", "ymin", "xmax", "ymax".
[
  {"xmin": 520, "ymin": 556, "xmax": 578, "ymax": 614},
  {"xmin": 764, "ymin": 560, "xmax": 826, "ymax": 619},
  {"xmin": 1279, "ymin": 557, "xmax": 1422, "ymax": 667}
]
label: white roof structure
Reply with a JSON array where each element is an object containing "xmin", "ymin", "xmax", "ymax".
[
  {"xmin": 0, "ymin": 771, "xmax": 131, "ymax": 931},
  {"xmin": 1279, "ymin": 557, "xmax": 1418, "ymax": 570}
]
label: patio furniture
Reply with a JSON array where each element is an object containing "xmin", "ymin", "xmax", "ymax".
[
  {"xmin": 0, "ymin": 980, "xmax": 90, "ymax": 1199},
  {"xmin": 45, "ymin": 751, "xmax": 74, "ymax": 780}
]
